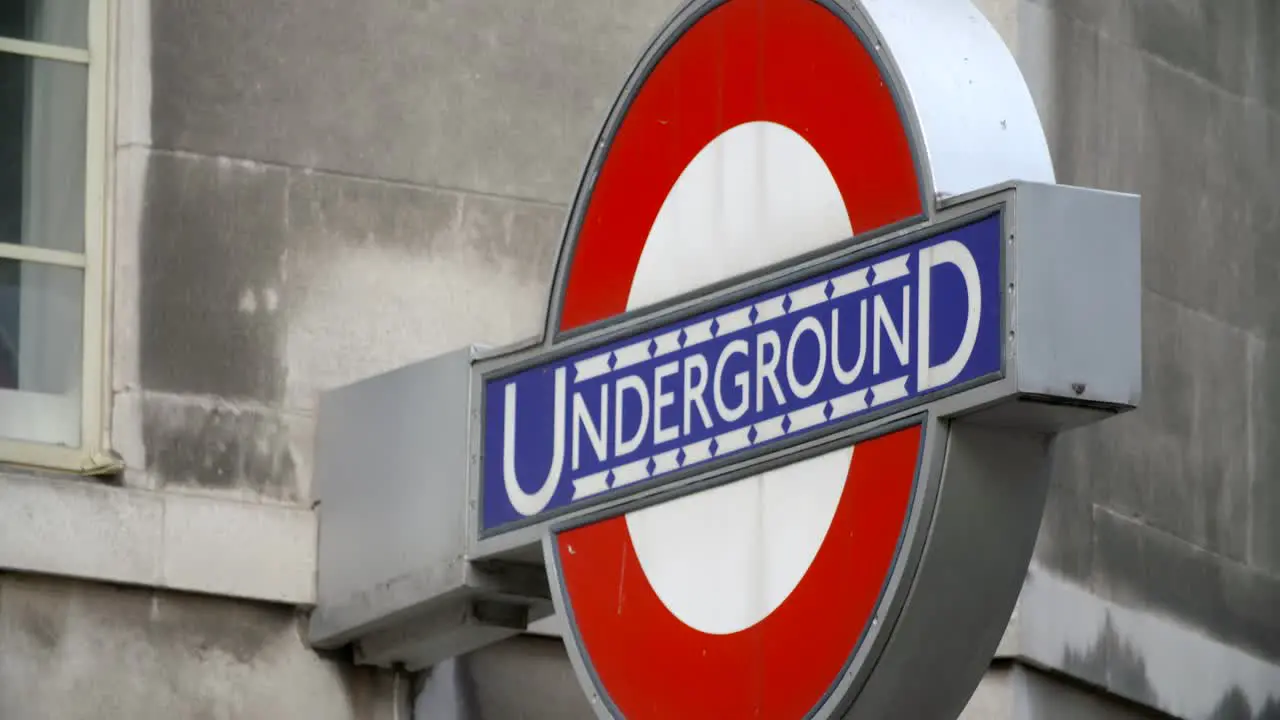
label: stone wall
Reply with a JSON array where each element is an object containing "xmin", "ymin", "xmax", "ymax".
[{"xmin": 976, "ymin": 1, "xmax": 1280, "ymax": 717}]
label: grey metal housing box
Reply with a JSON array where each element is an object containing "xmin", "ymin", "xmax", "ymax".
[{"xmin": 309, "ymin": 346, "xmax": 551, "ymax": 669}]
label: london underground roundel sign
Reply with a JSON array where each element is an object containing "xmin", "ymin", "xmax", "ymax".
[{"xmin": 467, "ymin": 0, "xmax": 1139, "ymax": 718}]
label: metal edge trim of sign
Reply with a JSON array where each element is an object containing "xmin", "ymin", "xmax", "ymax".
[
  {"xmin": 479, "ymin": 201, "xmax": 1005, "ymax": 381},
  {"xmin": 821, "ymin": 415, "xmax": 950, "ymax": 718},
  {"xmin": 471, "ymin": 198, "xmax": 1010, "ymax": 544},
  {"xmin": 539, "ymin": 0, "xmax": 935, "ymax": 348},
  {"xmin": 541, "ymin": 413, "xmax": 937, "ymax": 720},
  {"xmin": 476, "ymin": 369, "xmax": 1000, "ymax": 543}
]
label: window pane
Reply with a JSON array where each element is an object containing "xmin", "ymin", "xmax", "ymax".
[
  {"xmin": 0, "ymin": 52, "xmax": 87, "ymax": 252},
  {"xmin": 0, "ymin": 0, "xmax": 88, "ymax": 49},
  {"xmin": 0, "ymin": 258, "xmax": 82, "ymax": 446}
]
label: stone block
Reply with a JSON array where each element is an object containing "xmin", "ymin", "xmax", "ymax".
[
  {"xmin": 1031, "ymin": 0, "xmax": 1279, "ymax": 113},
  {"xmin": 1033, "ymin": 5, "xmax": 1102, "ymax": 187},
  {"xmin": 142, "ymin": 391, "xmax": 305, "ymax": 503},
  {"xmin": 1092, "ymin": 506, "xmax": 1280, "ymax": 666},
  {"xmin": 1128, "ymin": 1, "xmax": 1273, "ymax": 109},
  {"xmin": 1149, "ymin": 294, "xmax": 1252, "ymax": 562},
  {"xmin": 282, "ymin": 170, "xmax": 562, "ymax": 413},
  {"xmin": 0, "ymin": 574, "xmax": 404, "ymax": 720},
  {"xmin": 1260, "ymin": 4, "xmax": 1280, "ymax": 112},
  {"xmin": 1136, "ymin": 60, "xmax": 1256, "ymax": 332},
  {"xmin": 1016, "ymin": 566, "xmax": 1280, "ymax": 719},
  {"xmin": 1139, "ymin": 47, "xmax": 1280, "ymax": 335},
  {"xmin": 0, "ymin": 468, "xmax": 319, "ymax": 604},
  {"xmin": 457, "ymin": 636, "xmax": 596, "ymax": 720},
  {"xmin": 962, "ymin": 661, "xmax": 1173, "ymax": 719},
  {"xmin": 1031, "ymin": 469, "xmax": 1096, "ymax": 582},
  {"xmin": 161, "ymin": 492, "xmax": 316, "ymax": 604},
  {"xmin": 1015, "ymin": 662, "xmax": 1168, "ymax": 720},
  {"xmin": 412, "ymin": 638, "xmax": 601, "ymax": 720},
  {"xmin": 150, "ymin": 0, "xmax": 681, "ymax": 204},
  {"xmin": 0, "ymin": 471, "xmax": 162, "ymax": 587},
  {"xmin": 960, "ymin": 664, "xmax": 1015, "ymax": 720},
  {"xmin": 1251, "ymin": 337, "xmax": 1280, "ymax": 575},
  {"xmin": 1090, "ymin": 33, "xmax": 1148, "ymax": 194},
  {"xmin": 139, "ymin": 151, "xmax": 289, "ymax": 404},
  {"xmin": 1025, "ymin": 5, "xmax": 1280, "ymax": 335},
  {"xmin": 1053, "ymin": 292, "xmax": 1252, "ymax": 562},
  {"xmin": 1026, "ymin": 0, "xmax": 1135, "ymax": 45}
]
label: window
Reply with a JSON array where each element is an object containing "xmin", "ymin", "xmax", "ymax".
[{"xmin": 0, "ymin": 0, "xmax": 110, "ymax": 471}]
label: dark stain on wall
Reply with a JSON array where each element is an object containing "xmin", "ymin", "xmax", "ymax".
[
  {"xmin": 1061, "ymin": 613, "xmax": 1159, "ymax": 709},
  {"xmin": 142, "ymin": 393, "xmax": 300, "ymax": 502},
  {"xmin": 1207, "ymin": 686, "xmax": 1280, "ymax": 720},
  {"xmin": 284, "ymin": 168, "xmax": 563, "ymax": 286},
  {"xmin": 139, "ymin": 152, "xmax": 288, "ymax": 405},
  {"xmin": 148, "ymin": 591, "xmax": 295, "ymax": 665}
]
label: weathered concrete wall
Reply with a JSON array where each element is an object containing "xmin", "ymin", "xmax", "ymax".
[
  {"xmin": 962, "ymin": 664, "xmax": 1171, "ymax": 720},
  {"xmin": 969, "ymin": 0, "xmax": 1280, "ymax": 717},
  {"xmin": 0, "ymin": 574, "xmax": 406, "ymax": 720}
]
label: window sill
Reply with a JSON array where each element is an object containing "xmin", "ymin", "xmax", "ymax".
[{"xmin": 0, "ymin": 469, "xmax": 317, "ymax": 605}]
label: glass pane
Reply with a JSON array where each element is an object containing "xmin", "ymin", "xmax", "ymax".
[
  {"xmin": 0, "ymin": 52, "xmax": 87, "ymax": 252},
  {"xmin": 0, "ymin": 258, "xmax": 82, "ymax": 446},
  {"xmin": 0, "ymin": 0, "xmax": 88, "ymax": 49}
]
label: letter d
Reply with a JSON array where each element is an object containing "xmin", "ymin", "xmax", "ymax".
[{"xmin": 917, "ymin": 240, "xmax": 982, "ymax": 391}]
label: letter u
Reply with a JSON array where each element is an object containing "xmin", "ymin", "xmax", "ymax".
[{"xmin": 502, "ymin": 368, "xmax": 566, "ymax": 517}]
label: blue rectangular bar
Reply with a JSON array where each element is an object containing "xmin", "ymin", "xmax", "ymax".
[{"xmin": 481, "ymin": 213, "xmax": 1003, "ymax": 532}]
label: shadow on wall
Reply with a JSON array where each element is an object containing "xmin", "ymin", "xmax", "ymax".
[
  {"xmin": 1063, "ymin": 613, "xmax": 1280, "ymax": 720},
  {"xmin": 1062, "ymin": 613, "xmax": 1159, "ymax": 709},
  {"xmin": 1208, "ymin": 688, "xmax": 1280, "ymax": 720}
]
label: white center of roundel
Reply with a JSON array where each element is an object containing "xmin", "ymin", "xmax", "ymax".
[{"xmin": 624, "ymin": 121, "xmax": 854, "ymax": 636}]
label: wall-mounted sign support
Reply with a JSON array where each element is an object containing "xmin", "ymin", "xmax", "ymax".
[{"xmin": 309, "ymin": 1, "xmax": 1141, "ymax": 718}]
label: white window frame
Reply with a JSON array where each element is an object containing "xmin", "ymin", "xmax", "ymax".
[{"xmin": 0, "ymin": 0, "xmax": 116, "ymax": 474}]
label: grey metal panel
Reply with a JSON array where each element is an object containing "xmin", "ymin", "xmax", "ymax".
[
  {"xmin": 1012, "ymin": 183, "xmax": 1142, "ymax": 409},
  {"xmin": 310, "ymin": 347, "xmax": 477, "ymax": 647},
  {"xmin": 841, "ymin": 423, "xmax": 1054, "ymax": 720}
]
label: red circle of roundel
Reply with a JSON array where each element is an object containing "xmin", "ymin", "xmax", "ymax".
[
  {"xmin": 556, "ymin": 0, "xmax": 925, "ymax": 334},
  {"xmin": 551, "ymin": 0, "xmax": 928, "ymax": 717},
  {"xmin": 556, "ymin": 426, "xmax": 921, "ymax": 719}
]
